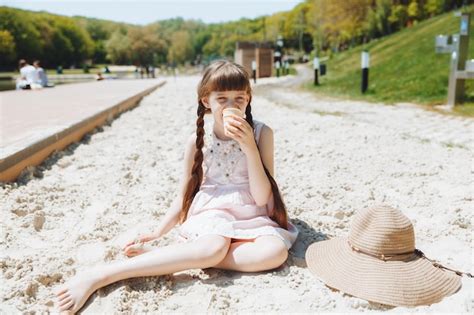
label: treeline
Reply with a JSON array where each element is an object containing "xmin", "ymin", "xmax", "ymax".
[
  {"xmin": 306, "ymin": 0, "xmax": 468, "ymax": 53},
  {"xmin": 0, "ymin": 0, "xmax": 466, "ymax": 70}
]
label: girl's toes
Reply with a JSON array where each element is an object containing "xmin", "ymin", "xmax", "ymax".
[
  {"xmin": 58, "ymin": 292, "xmax": 70, "ymax": 300},
  {"xmin": 54, "ymin": 286, "xmax": 67, "ymax": 296},
  {"xmin": 59, "ymin": 297, "xmax": 72, "ymax": 307},
  {"xmin": 59, "ymin": 300, "xmax": 74, "ymax": 311}
]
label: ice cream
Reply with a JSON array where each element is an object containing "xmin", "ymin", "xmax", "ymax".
[{"xmin": 223, "ymin": 108, "xmax": 244, "ymax": 135}]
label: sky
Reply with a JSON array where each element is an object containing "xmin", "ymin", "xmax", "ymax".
[{"xmin": 2, "ymin": 0, "xmax": 305, "ymax": 24}]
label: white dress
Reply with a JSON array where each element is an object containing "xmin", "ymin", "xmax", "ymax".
[{"xmin": 177, "ymin": 119, "xmax": 299, "ymax": 249}]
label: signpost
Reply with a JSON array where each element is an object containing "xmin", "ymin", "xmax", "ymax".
[{"xmin": 436, "ymin": 12, "xmax": 472, "ymax": 106}]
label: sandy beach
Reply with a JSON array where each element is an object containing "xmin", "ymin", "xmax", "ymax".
[{"xmin": 1, "ymin": 69, "xmax": 472, "ymax": 314}]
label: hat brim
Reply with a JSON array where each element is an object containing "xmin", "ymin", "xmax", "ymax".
[{"xmin": 305, "ymin": 237, "xmax": 461, "ymax": 307}]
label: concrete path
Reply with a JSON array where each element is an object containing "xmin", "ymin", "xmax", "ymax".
[{"xmin": 0, "ymin": 79, "xmax": 165, "ymax": 182}]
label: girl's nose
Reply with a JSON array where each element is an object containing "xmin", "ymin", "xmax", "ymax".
[{"xmin": 224, "ymin": 101, "xmax": 238, "ymax": 108}]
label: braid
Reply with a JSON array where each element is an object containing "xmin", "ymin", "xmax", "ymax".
[
  {"xmin": 179, "ymin": 101, "xmax": 206, "ymax": 223},
  {"xmin": 245, "ymin": 101, "xmax": 254, "ymax": 128},
  {"xmin": 245, "ymin": 102, "xmax": 289, "ymax": 230}
]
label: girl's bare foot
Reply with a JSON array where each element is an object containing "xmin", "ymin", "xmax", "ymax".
[{"xmin": 53, "ymin": 268, "xmax": 107, "ymax": 314}]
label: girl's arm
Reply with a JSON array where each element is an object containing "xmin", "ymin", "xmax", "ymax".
[
  {"xmin": 150, "ymin": 197, "xmax": 183, "ymax": 238},
  {"xmin": 150, "ymin": 133, "xmax": 198, "ymax": 238},
  {"xmin": 246, "ymin": 125, "xmax": 274, "ymax": 207}
]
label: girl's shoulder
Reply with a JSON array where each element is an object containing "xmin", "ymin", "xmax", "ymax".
[
  {"xmin": 252, "ymin": 119, "xmax": 266, "ymax": 130},
  {"xmin": 252, "ymin": 119, "xmax": 269, "ymax": 145}
]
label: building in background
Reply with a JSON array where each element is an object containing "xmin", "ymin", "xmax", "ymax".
[{"xmin": 234, "ymin": 42, "xmax": 274, "ymax": 78}]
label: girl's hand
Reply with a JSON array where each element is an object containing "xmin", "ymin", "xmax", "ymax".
[
  {"xmin": 122, "ymin": 233, "xmax": 157, "ymax": 256},
  {"xmin": 225, "ymin": 115, "xmax": 258, "ymax": 155}
]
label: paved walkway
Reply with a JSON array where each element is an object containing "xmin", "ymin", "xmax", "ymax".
[{"xmin": 0, "ymin": 79, "xmax": 165, "ymax": 182}]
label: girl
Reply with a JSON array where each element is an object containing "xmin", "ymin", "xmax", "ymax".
[{"xmin": 54, "ymin": 60, "xmax": 299, "ymax": 313}]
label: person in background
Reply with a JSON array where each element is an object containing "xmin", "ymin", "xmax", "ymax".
[
  {"xmin": 33, "ymin": 60, "xmax": 54, "ymax": 88},
  {"xmin": 16, "ymin": 59, "xmax": 40, "ymax": 90},
  {"xmin": 145, "ymin": 65, "xmax": 150, "ymax": 78},
  {"xmin": 150, "ymin": 65, "xmax": 155, "ymax": 78},
  {"xmin": 95, "ymin": 72, "xmax": 104, "ymax": 81},
  {"xmin": 134, "ymin": 66, "xmax": 140, "ymax": 79}
]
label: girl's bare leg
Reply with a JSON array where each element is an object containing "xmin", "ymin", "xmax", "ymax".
[
  {"xmin": 213, "ymin": 235, "xmax": 288, "ymax": 272},
  {"xmin": 54, "ymin": 235, "xmax": 231, "ymax": 314},
  {"xmin": 127, "ymin": 236, "xmax": 288, "ymax": 272}
]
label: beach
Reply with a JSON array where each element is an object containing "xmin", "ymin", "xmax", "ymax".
[{"xmin": 1, "ymin": 71, "xmax": 472, "ymax": 314}]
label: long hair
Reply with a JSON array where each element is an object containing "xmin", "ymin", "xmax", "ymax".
[{"xmin": 179, "ymin": 60, "xmax": 289, "ymax": 230}]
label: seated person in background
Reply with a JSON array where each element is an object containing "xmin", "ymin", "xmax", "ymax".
[
  {"xmin": 33, "ymin": 60, "xmax": 54, "ymax": 88},
  {"xmin": 16, "ymin": 59, "xmax": 41, "ymax": 90},
  {"xmin": 95, "ymin": 72, "xmax": 104, "ymax": 81}
]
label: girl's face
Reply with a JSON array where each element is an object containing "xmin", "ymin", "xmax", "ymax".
[{"xmin": 202, "ymin": 90, "xmax": 250, "ymax": 126}]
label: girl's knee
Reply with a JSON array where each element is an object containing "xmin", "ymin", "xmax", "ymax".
[
  {"xmin": 267, "ymin": 246, "xmax": 288, "ymax": 268},
  {"xmin": 256, "ymin": 236, "xmax": 289, "ymax": 267},
  {"xmin": 193, "ymin": 235, "xmax": 231, "ymax": 262},
  {"xmin": 275, "ymin": 247, "xmax": 289, "ymax": 265}
]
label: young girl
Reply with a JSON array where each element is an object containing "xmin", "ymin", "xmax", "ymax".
[{"xmin": 54, "ymin": 60, "xmax": 299, "ymax": 313}]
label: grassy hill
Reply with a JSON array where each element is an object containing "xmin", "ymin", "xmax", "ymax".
[{"xmin": 306, "ymin": 6, "xmax": 474, "ymax": 116}]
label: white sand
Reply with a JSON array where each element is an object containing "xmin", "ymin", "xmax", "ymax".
[{"xmin": 1, "ymin": 72, "xmax": 472, "ymax": 314}]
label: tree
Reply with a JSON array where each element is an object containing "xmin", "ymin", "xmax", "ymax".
[
  {"xmin": 388, "ymin": 4, "xmax": 409, "ymax": 30},
  {"xmin": 425, "ymin": 0, "xmax": 446, "ymax": 16},
  {"xmin": 128, "ymin": 25, "xmax": 166, "ymax": 66},
  {"xmin": 0, "ymin": 30, "xmax": 16, "ymax": 66},
  {"xmin": 167, "ymin": 30, "xmax": 194, "ymax": 64},
  {"xmin": 265, "ymin": 12, "xmax": 287, "ymax": 42},
  {"xmin": 283, "ymin": 2, "xmax": 310, "ymax": 51},
  {"xmin": 375, "ymin": 0, "xmax": 393, "ymax": 35},
  {"xmin": 408, "ymin": 0, "xmax": 421, "ymax": 22},
  {"xmin": 0, "ymin": 7, "xmax": 43, "ymax": 66},
  {"xmin": 54, "ymin": 18, "xmax": 94, "ymax": 66},
  {"xmin": 105, "ymin": 30, "xmax": 131, "ymax": 64}
]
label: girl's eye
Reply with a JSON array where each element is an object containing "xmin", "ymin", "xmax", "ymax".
[{"xmin": 218, "ymin": 98, "xmax": 227, "ymax": 102}]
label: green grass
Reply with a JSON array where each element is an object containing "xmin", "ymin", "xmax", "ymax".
[{"xmin": 306, "ymin": 6, "xmax": 474, "ymax": 117}]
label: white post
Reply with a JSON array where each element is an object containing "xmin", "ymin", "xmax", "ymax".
[
  {"xmin": 313, "ymin": 57, "xmax": 320, "ymax": 85},
  {"xmin": 361, "ymin": 51, "xmax": 370, "ymax": 93},
  {"xmin": 251, "ymin": 60, "xmax": 257, "ymax": 83},
  {"xmin": 361, "ymin": 51, "xmax": 370, "ymax": 69}
]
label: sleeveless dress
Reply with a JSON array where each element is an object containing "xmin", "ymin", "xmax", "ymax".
[{"xmin": 177, "ymin": 119, "xmax": 299, "ymax": 250}]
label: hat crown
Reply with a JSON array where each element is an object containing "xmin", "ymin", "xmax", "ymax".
[{"xmin": 348, "ymin": 205, "xmax": 415, "ymax": 256}]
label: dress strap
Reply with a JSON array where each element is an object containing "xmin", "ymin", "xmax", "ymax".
[{"xmin": 253, "ymin": 120, "xmax": 265, "ymax": 145}]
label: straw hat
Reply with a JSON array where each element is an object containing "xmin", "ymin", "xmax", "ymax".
[{"xmin": 306, "ymin": 205, "xmax": 470, "ymax": 307}]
